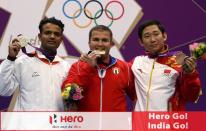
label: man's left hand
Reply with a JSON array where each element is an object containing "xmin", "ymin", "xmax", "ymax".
[{"xmin": 183, "ymin": 57, "xmax": 197, "ymax": 74}]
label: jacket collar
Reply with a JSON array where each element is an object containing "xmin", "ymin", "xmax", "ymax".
[
  {"xmin": 35, "ymin": 51, "xmax": 62, "ymax": 64},
  {"xmin": 97, "ymin": 56, "xmax": 117, "ymax": 68},
  {"xmin": 146, "ymin": 44, "xmax": 169, "ymax": 58}
]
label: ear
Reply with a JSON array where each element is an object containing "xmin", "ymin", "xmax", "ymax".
[
  {"xmin": 88, "ymin": 42, "xmax": 92, "ymax": 49},
  {"xmin": 163, "ymin": 32, "xmax": 167, "ymax": 41},
  {"xmin": 110, "ymin": 40, "xmax": 115, "ymax": 47},
  {"xmin": 138, "ymin": 39, "xmax": 144, "ymax": 47},
  {"xmin": 60, "ymin": 35, "xmax": 63, "ymax": 42}
]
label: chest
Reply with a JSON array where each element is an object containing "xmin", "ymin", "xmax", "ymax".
[{"xmin": 132, "ymin": 57, "xmax": 179, "ymax": 88}]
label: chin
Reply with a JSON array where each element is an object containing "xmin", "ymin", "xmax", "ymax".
[{"xmin": 43, "ymin": 47, "xmax": 57, "ymax": 51}]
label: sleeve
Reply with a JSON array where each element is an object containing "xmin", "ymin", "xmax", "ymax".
[
  {"xmin": 125, "ymin": 62, "xmax": 137, "ymax": 103},
  {"xmin": 61, "ymin": 61, "xmax": 96, "ymax": 90},
  {"xmin": 178, "ymin": 70, "xmax": 201, "ymax": 102},
  {"xmin": 61, "ymin": 60, "xmax": 71, "ymax": 81},
  {"xmin": 0, "ymin": 59, "xmax": 20, "ymax": 96}
]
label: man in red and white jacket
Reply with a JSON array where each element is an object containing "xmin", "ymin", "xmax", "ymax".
[
  {"xmin": 62, "ymin": 25, "xmax": 136, "ymax": 112},
  {"xmin": 131, "ymin": 20, "xmax": 201, "ymax": 111}
]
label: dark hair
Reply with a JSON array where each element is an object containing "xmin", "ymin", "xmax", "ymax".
[
  {"xmin": 89, "ymin": 25, "xmax": 113, "ymax": 42},
  {"xmin": 138, "ymin": 20, "xmax": 165, "ymax": 40},
  {"xmin": 38, "ymin": 17, "xmax": 64, "ymax": 33}
]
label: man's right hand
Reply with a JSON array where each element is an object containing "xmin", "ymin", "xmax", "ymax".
[
  {"xmin": 80, "ymin": 51, "xmax": 101, "ymax": 67},
  {"xmin": 8, "ymin": 39, "xmax": 21, "ymax": 58}
]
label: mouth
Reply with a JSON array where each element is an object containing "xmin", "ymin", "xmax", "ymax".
[
  {"xmin": 94, "ymin": 50, "xmax": 106, "ymax": 55},
  {"xmin": 95, "ymin": 47, "xmax": 105, "ymax": 51},
  {"xmin": 94, "ymin": 47, "xmax": 106, "ymax": 55},
  {"xmin": 151, "ymin": 43, "xmax": 159, "ymax": 46},
  {"xmin": 47, "ymin": 41, "xmax": 56, "ymax": 44}
]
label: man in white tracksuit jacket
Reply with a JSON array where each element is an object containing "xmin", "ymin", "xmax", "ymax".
[
  {"xmin": 0, "ymin": 17, "xmax": 70, "ymax": 111},
  {"xmin": 131, "ymin": 20, "xmax": 201, "ymax": 111}
]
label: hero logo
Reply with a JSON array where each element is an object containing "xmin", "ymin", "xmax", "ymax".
[
  {"xmin": 49, "ymin": 114, "xmax": 58, "ymax": 125},
  {"xmin": 49, "ymin": 114, "xmax": 83, "ymax": 125}
]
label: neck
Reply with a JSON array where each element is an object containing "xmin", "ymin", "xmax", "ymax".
[
  {"xmin": 97, "ymin": 55, "xmax": 110, "ymax": 65},
  {"xmin": 147, "ymin": 44, "xmax": 168, "ymax": 58},
  {"xmin": 40, "ymin": 47, "xmax": 57, "ymax": 62}
]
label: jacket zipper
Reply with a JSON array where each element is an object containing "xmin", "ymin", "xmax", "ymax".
[
  {"xmin": 98, "ymin": 69, "xmax": 106, "ymax": 112},
  {"xmin": 97, "ymin": 57, "xmax": 117, "ymax": 112},
  {"xmin": 146, "ymin": 59, "xmax": 156, "ymax": 111}
]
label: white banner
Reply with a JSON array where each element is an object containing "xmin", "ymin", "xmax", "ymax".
[{"xmin": 1, "ymin": 112, "xmax": 132, "ymax": 130}]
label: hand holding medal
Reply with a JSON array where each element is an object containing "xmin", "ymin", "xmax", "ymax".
[
  {"xmin": 80, "ymin": 48, "xmax": 106, "ymax": 67},
  {"xmin": 8, "ymin": 34, "xmax": 29, "ymax": 58},
  {"xmin": 175, "ymin": 52, "xmax": 196, "ymax": 73},
  {"xmin": 16, "ymin": 34, "xmax": 29, "ymax": 47}
]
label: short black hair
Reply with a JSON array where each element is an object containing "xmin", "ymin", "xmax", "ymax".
[
  {"xmin": 39, "ymin": 17, "xmax": 64, "ymax": 33},
  {"xmin": 138, "ymin": 20, "xmax": 165, "ymax": 40},
  {"xmin": 89, "ymin": 25, "xmax": 113, "ymax": 42}
]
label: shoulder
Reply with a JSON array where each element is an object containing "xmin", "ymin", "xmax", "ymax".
[
  {"xmin": 15, "ymin": 54, "xmax": 32, "ymax": 64},
  {"xmin": 129, "ymin": 55, "xmax": 147, "ymax": 65},
  {"xmin": 70, "ymin": 60, "xmax": 92, "ymax": 70},
  {"xmin": 157, "ymin": 56, "xmax": 182, "ymax": 72},
  {"xmin": 114, "ymin": 58, "xmax": 127, "ymax": 65},
  {"xmin": 114, "ymin": 58, "xmax": 131, "ymax": 71},
  {"xmin": 53, "ymin": 56, "xmax": 72, "ymax": 72}
]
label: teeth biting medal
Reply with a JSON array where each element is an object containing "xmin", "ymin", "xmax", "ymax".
[
  {"xmin": 94, "ymin": 47, "xmax": 106, "ymax": 55},
  {"xmin": 94, "ymin": 50, "xmax": 105, "ymax": 55}
]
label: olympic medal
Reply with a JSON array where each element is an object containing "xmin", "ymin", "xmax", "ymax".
[
  {"xmin": 94, "ymin": 50, "xmax": 105, "ymax": 55},
  {"xmin": 17, "ymin": 35, "xmax": 29, "ymax": 47},
  {"xmin": 175, "ymin": 52, "xmax": 188, "ymax": 65}
]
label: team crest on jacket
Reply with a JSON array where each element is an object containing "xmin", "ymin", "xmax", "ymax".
[
  {"xmin": 113, "ymin": 67, "xmax": 120, "ymax": 75},
  {"xmin": 163, "ymin": 69, "xmax": 172, "ymax": 78}
]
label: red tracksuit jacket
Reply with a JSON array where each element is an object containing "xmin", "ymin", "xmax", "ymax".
[{"xmin": 62, "ymin": 56, "xmax": 137, "ymax": 111}]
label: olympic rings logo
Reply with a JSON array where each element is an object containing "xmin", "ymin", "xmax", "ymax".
[{"xmin": 62, "ymin": 0, "xmax": 125, "ymax": 28}]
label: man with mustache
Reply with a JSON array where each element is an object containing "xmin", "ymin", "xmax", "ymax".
[{"xmin": 0, "ymin": 17, "xmax": 70, "ymax": 111}]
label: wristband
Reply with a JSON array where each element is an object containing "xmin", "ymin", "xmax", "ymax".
[{"xmin": 7, "ymin": 55, "xmax": 17, "ymax": 61}]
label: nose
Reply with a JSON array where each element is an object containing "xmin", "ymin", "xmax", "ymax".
[
  {"xmin": 150, "ymin": 36, "xmax": 156, "ymax": 43},
  {"xmin": 96, "ymin": 40, "xmax": 105, "ymax": 46},
  {"xmin": 50, "ymin": 33, "xmax": 55, "ymax": 38}
]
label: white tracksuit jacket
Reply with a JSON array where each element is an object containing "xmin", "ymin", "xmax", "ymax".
[
  {"xmin": 0, "ymin": 52, "xmax": 70, "ymax": 111},
  {"xmin": 131, "ymin": 55, "xmax": 201, "ymax": 111}
]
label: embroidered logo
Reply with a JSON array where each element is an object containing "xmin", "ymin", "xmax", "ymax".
[
  {"xmin": 165, "ymin": 56, "xmax": 181, "ymax": 68},
  {"xmin": 137, "ymin": 68, "xmax": 143, "ymax": 73},
  {"xmin": 164, "ymin": 69, "xmax": 179, "ymax": 80},
  {"xmin": 164, "ymin": 69, "xmax": 171, "ymax": 74},
  {"xmin": 32, "ymin": 72, "xmax": 40, "ymax": 77},
  {"xmin": 113, "ymin": 67, "xmax": 120, "ymax": 75},
  {"xmin": 163, "ymin": 69, "xmax": 171, "ymax": 78}
]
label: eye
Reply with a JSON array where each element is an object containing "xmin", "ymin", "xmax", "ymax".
[
  {"xmin": 44, "ymin": 31, "xmax": 52, "ymax": 35},
  {"xmin": 102, "ymin": 38, "xmax": 110, "ymax": 43},
  {"xmin": 153, "ymin": 32, "xmax": 160, "ymax": 36},
  {"xmin": 143, "ymin": 35, "xmax": 150, "ymax": 39},
  {"xmin": 43, "ymin": 31, "xmax": 62, "ymax": 37},
  {"xmin": 54, "ymin": 32, "xmax": 61, "ymax": 37},
  {"xmin": 92, "ymin": 38, "xmax": 100, "ymax": 42}
]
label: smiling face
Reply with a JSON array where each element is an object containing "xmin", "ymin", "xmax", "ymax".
[
  {"xmin": 89, "ymin": 30, "xmax": 113, "ymax": 59},
  {"xmin": 39, "ymin": 23, "xmax": 63, "ymax": 52},
  {"xmin": 140, "ymin": 24, "xmax": 167, "ymax": 54}
]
